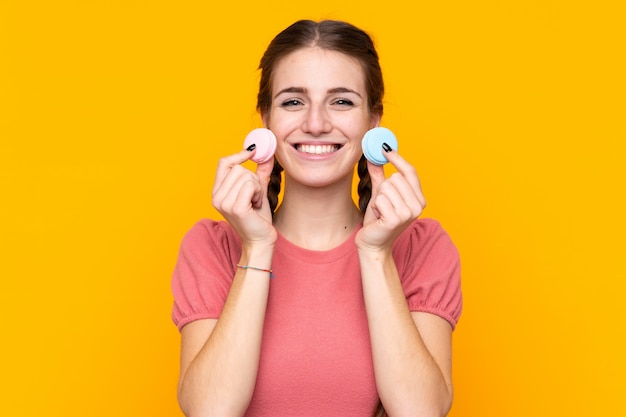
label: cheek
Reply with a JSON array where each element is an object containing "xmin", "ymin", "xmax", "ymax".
[
  {"xmin": 273, "ymin": 136, "xmax": 293, "ymax": 164},
  {"xmin": 341, "ymin": 111, "xmax": 373, "ymax": 132},
  {"xmin": 266, "ymin": 113, "xmax": 298, "ymax": 136}
]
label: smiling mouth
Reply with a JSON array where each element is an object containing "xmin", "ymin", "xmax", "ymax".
[{"xmin": 295, "ymin": 144, "xmax": 342, "ymax": 155}]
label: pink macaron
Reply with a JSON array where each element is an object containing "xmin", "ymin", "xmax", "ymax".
[{"xmin": 243, "ymin": 128, "xmax": 277, "ymax": 164}]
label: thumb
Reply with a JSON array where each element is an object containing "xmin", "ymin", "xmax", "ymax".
[
  {"xmin": 251, "ymin": 157, "xmax": 274, "ymax": 208},
  {"xmin": 255, "ymin": 156, "xmax": 274, "ymax": 187},
  {"xmin": 367, "ymin": 161, "xmax": 386, "ymax": 194}
]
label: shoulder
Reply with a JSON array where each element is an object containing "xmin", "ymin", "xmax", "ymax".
[
  {"xmin": 182, "ymin": 218, "xmax": 240, "ymax": 245},
  {"xmin": 171, "ymin": 219, "xmax": 242, "ymax": 330},
  {"xmin": 179, "ymin": 219, "xmax": 241, "ymax": 258},
  {"xmin": 393, "ymin": 218, "xmax": 463, "ymax": 328},
  {"xmin": 393, "ymin": 218, "xmax": 457, "ymax": 257},
  {"xmin": 392, "ymin": 217, "xmax": 460, "ymax": 272}
]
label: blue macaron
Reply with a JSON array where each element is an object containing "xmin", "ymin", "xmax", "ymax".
[{"xmin": 361, "ymin": 127, "xmax": 398, "ymax": 165}]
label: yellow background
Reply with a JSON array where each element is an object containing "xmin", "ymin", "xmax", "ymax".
[{"xmin": 1, "ymin": 1, "xmax": 624, "ymax": 415}]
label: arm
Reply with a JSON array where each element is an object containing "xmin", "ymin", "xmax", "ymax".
[
  {"xmin": 177, "ymin": 150, "xmax": 276, "ymax": 417},
  {"xmin": 358, "ymin": 249, "xmax": 453, "ymax": 417},
  {"xmin": 356, "ymin": 150, "xmax": 454, "ymax": 417},
  {"xmin": 178, "ymin": 243, "xmax": 274, "ymax": 417}
]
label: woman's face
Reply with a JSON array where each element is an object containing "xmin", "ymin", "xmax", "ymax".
[{"xmin": 263, "ymin": 47, "xmax": 380, "ymax": 188}]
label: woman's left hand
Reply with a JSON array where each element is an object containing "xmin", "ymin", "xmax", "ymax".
[{"xmin": 356, "ymin": 149, "xmax": 426, "ymax": 251}]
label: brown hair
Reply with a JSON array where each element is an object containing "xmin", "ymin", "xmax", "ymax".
[{"xmin": 256, "ymin": 19, "xmax": 385, "ymax": 216}]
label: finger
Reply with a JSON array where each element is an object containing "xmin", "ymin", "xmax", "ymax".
[
  {"xmin": 224, "ymin": 178, "xmax": 261, "ymax": 217},
  {"xmin": 213, "ymin": 165, "xmax": 259, "ymax": 210},
  {"xmin": 213, "ymin": 166, "xmax": 256, "ymax": 210},
  {"xmin": 381, "ymin": 149, "xmax": 426, "ymax": 207},
  {"xmin": 369, "ymin": 192, "xmax": 400, "ymax": 224},
  {"xmin": 377, "ymin": 179, "xmax": 413, "ymax": 219},
  {"xmin": 385, "ymin": 173, "xmax": 426, "ymax": 216},
  {"xmin": 214, "ymin": 148, "xmax": 257, "ymax": 188}
]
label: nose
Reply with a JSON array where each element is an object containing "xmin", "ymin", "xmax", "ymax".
[{"xmin": 302, "ymin": 104, "xmax": 332, "ymax": 136}]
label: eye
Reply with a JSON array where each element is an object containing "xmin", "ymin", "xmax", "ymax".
[
  {"xmin": 281, "ymin": 98, "xmax": 303, "ymax": 107},
  {"xmin": 333, "ymin": 98, "xmax": 354, "ymax": 106}
]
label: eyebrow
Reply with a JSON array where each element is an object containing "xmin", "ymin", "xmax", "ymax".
[
  {"xmin": 274, "ymin": 87, "xmax": 306, "ymax": 99},
  {"xmin": 273, "ymin": 87, "xmax": 363, "ymax": 99}
]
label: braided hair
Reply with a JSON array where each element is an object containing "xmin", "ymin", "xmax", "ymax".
[{"xmin": 267, "ymin": 159, "xmax": 283, "ymax": 216}]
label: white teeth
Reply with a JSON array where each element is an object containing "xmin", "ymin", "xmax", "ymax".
[{"xmin": 296, "ymin": 144, "xmax": 339, "ymax": 155}]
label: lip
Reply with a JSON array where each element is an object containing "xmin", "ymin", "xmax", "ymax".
[{"xmin": 289, "ymin": 141, "xmax": 344, "ymax": 159}]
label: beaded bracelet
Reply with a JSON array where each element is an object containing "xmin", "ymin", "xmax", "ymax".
[{"xmin": 236, "ymin": 264, "xmax": 274, "ymax": 278}]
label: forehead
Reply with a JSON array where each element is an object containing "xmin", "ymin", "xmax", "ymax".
[{"xmin": 271, "ymin": 47, "xmax": 366, "ymax": 94}]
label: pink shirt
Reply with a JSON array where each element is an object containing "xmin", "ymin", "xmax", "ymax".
[{"xmin": 172, "ymin": 218, "xmax": 462, "ymax": 416}]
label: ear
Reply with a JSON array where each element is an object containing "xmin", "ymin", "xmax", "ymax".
[
  {"xmin": 262, "ymin": 113, "xmax": 270, "ymax": 129},
  {"xmin": 370, "ymin": 113, "xmax": 382, "ymax": 129}
]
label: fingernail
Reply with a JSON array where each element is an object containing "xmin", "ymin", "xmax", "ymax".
[
  {"xmin": 382, "ymin": 142, "xmax": 392, "ymax": 152},
  {"xmin": 246, "ymin": 144, "xmax": 256, "ymax": 152}
]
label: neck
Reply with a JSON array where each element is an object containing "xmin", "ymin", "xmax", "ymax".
[{"xmin": 273, "ymin": 180, "xmax": 363, "ymax": 251}]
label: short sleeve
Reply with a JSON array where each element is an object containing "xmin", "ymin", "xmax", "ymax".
[
  {"xmin": 171, "ymin": 220, "xmax": 242, "ymax": 331},
  {"xmin": 393, "ymin": 218, "xmax": 463, "ymax": 329}
]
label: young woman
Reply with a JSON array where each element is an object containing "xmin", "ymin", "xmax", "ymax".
[{"xmin": 172, "ymin": 19, "xmax": 462, "ymax": 417}]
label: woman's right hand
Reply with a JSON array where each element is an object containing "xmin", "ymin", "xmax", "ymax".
[{"xmin": 212, "ymin": 149, "xmax": 277, "ymax": 246}]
